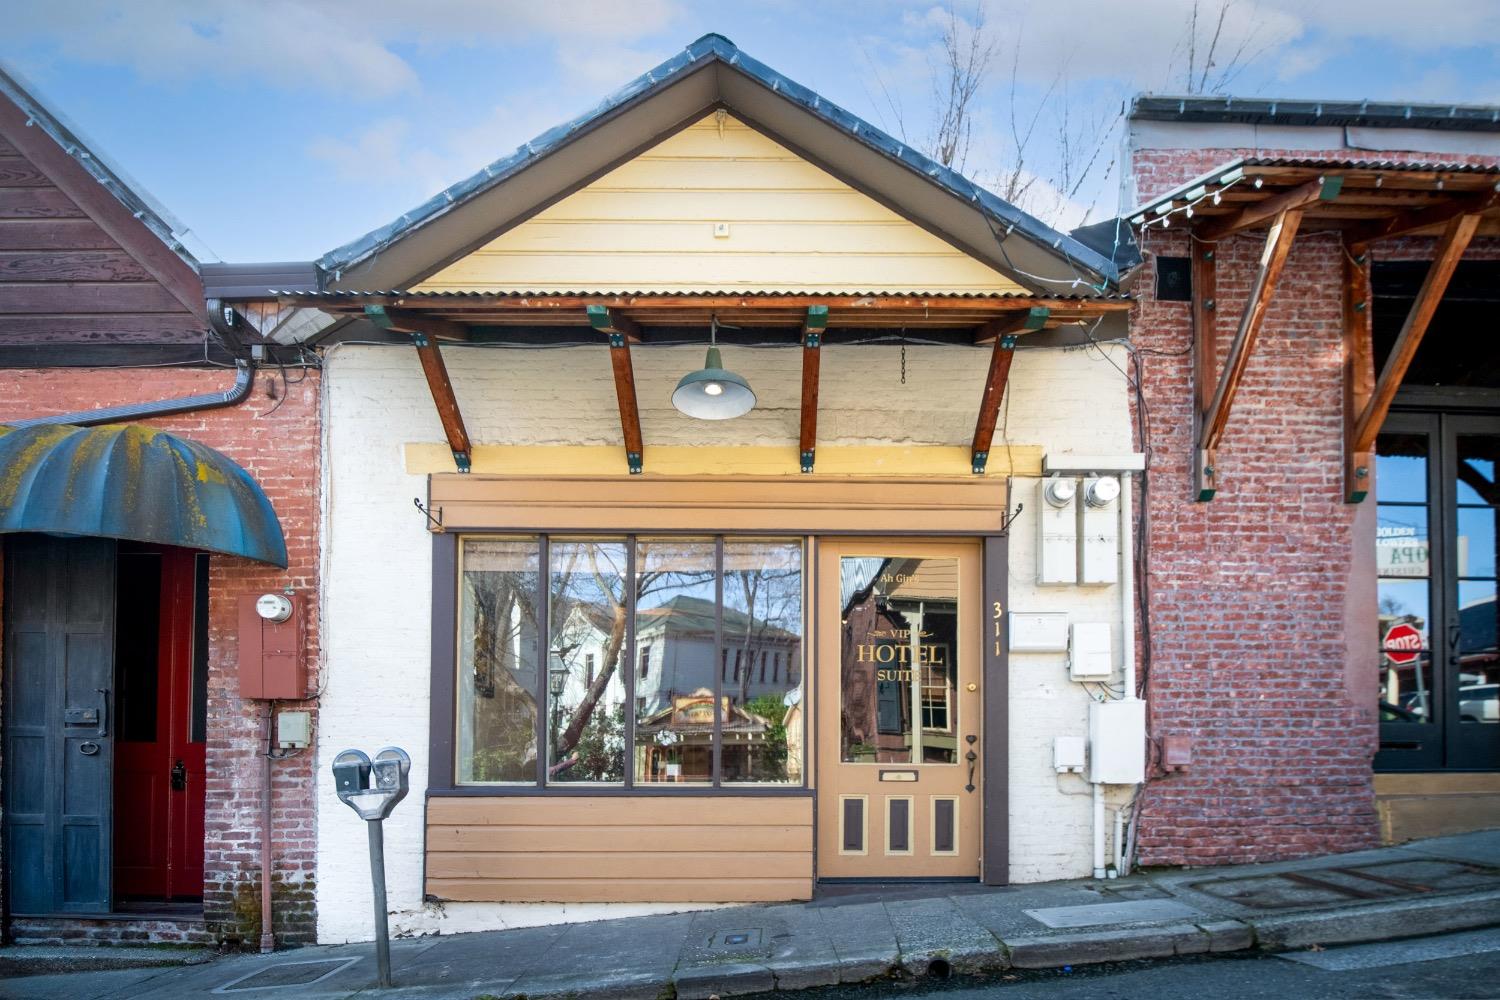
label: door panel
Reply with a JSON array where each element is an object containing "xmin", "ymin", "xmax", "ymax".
[
  {"xmin": 817, "ymin": 540, "xmax": 981, "ymax": 878},
  {"xmin": 113, "ymin": 546, "xmax": 207, "ymax": 901},
  {"xmin": 2, "ymin": 535, "xmax": 115, "ymax": 914}
]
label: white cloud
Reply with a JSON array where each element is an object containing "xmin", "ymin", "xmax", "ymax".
[{"xmin": 8, "ymin": 0, "xmax": 684, "ymax": 99}]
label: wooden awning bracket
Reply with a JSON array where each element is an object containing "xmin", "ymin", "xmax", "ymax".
[
  {"xmin": 1193, "ymin": 208, "xmax": 1305, "ymax": 500},
  {"xmin": 971, "ymin": 307, "xmax": 1048, "ymax": 474},
  {"xmin": 1344, "ymin": 212, "xmax": 1483, "ymax": 501},
  {"xmin": 588, "ymin": 305, "xmax": 645, "ymax": 474},
  {"xmin": 799, "ymin": 305, "xmax": 827, "ymax": 474},
  {"xmin": 365, "ymin": 305, "xmax": 473, "ymax": 473}
]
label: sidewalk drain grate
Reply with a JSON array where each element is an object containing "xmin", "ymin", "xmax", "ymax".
[
  {"xmin": 709, "ymin": 928, "xmax": 764, "ymax": 949},
  {"xmin": 213, "ymin": 957, "xmax": 361, "ymax": 993}
]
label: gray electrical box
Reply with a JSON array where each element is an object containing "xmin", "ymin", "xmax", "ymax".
[{"xmin": 277, "ymin": 710, "xmax": 311, "ymax": 749}]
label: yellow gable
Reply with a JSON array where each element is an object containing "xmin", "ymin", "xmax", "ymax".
[{"xmin": 413, "ymin": 113, "xmax": 1026, "ymax": 295}]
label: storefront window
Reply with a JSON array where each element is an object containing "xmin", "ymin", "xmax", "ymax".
[
  {"xmin": 1456, "ymin": 436, "xmax": 1500, "ymax": 725},
  {"xmin": 633, "ymin": 538, "xmax": 716, "ymax": 785},
  {"xmin": 454, "ymin": 534, "xmax": 806, "ymax": 789},
  {"xmin": 457, "ymin": 538, "xmax": 541, "ymax": 783},
  {"xmin": 1377, "ymin": 435, "xmax": 1433, "ymax": 725},
  {"xmin": 547, "ymin": 538, "xmax": 628, "ymax": 784},
  {"xmin": 723, "ymin": 540, "xmax": 804, "ymax": 784}
]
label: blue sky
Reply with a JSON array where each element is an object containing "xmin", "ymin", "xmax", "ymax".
[{"xmin": 4, "ymin": 1, "xmax": 1497, "ymax": 263}]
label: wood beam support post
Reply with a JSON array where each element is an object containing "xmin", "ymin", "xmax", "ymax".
[
  {"xmin": 588, "ymin": 306, "xmax": 645, "ymax": 474},
  {"xmin": 799, "ymin": 305, "xmax": 827, "ymax": 474},
  {"xmin": 971, "ymin": 308, "xmax": 1048, "ymax": 474},
  {"xmin": 1190, "ymin": 244, "xmax": 1218, "ymax": 499},
  {"xmin": 1342, "ymin": 242, "xmax": 1376, "ymax": 503},
  {"xmin": 1349, "ymin": 213, "xmax": 1482, "ymax": 481},
  {"xmin": 365, "ymin": 306, "xmax": 472, "ymax": 472},
  {"xmin": 1194, "ymin": 208, "xmax": 1305, "ymax": 500}
]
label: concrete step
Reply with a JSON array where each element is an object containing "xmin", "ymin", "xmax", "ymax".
[{"xmin": 0, "ymin": 944, "xmax": 214, "ymax": 978}]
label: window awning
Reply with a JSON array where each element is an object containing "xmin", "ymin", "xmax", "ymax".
[{"xmin": 0, "ymin": 423, "xmax": 287, "ymax": 567}]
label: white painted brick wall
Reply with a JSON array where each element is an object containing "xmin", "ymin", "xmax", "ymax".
[{"xmin": 316, "ymin": 340, "xmax": 1137, "ymax": 942}]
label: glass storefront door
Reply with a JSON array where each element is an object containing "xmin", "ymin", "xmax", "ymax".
[
  {"xmin": 1377, "ymin": 413, "xmax": 1500, "ymax": 771},
  {"xmin": 816, "ymin": 540, "xmax": 981, "ymax": 878}
]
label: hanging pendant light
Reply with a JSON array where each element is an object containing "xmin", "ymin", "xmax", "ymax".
[{"xmin": 672, "ymin": 316, "xmax": 756, "ymax": 420}]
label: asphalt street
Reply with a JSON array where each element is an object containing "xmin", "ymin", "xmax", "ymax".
[{"xmin": 766, "ymin": 927, "xmax": 1500, "ymax": 1000}]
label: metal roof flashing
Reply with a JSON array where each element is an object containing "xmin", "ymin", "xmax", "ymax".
[
  {"xmin": 1129, "ymin": 94, "xmax": 1500, "ymax": 132},
  {"xmin": 317, "ymin": 34, "xmax": 1120, "ymax": 291}
]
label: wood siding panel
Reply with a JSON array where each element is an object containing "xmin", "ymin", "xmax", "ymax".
[
  {"xmin": 425, "ymin": 795, "xmax": 813, "ymax": 903},
  {"xmin": 413, "ymin": 114, "xmax": 1025, "ymax": 296},
  {"xmin": 0, "ymin": 313, "xmax": 205, "ymax": 345},
  {"xmin": 0, "ymin": 189, "xmax": 86, "ymax": 219},
  {"xmin": 0, "ymin": 282, "xmax": 188, "ymax": 314},
  {"xmin": 0, "ymin": 251, "xmax": 154, "ymax": 282},
  {"xmin": 0, "ymin": 155, "xmax": 51, "ymax": 186},
  {"xmin": 0, "ymin": 219, "xmax": 120, "ymax": 250},
  {"xmin": 429, "ymin": 474, "xmax": 1011, "ymax": 534}
]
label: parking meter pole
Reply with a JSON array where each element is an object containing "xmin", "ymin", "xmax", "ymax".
[{"xmin": 367, "ymin": 819, "xmax": 392, "ymax": 988}]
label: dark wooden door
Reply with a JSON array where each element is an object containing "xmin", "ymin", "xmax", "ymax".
[
  {"xmin": 114, "ymin": 547, "xmax": 207, "ymax": 900},
  {"xmin": 2, "ymin": 535, "xmax": 116, "ymax": 914}
]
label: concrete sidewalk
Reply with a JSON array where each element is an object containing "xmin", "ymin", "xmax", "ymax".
[{"xmin": 5, "ymin": 830, "xmax": 1500, "ymax": 1000}]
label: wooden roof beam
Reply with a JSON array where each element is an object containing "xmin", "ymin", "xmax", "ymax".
[
  {"xmin": 1195, "ymin": 175, "xmax": 1342, "ymax": 242},
  {"xmin": 588, "ymin": 306, "xmax": 644, "ymax": 474},
  {"xmin": 799, "ymin": 306, "xmax": 827, "ymax": 474},
  {"xmin": 1345, "ymin": 190, "xmax": 1500, "ymax": 245},
  {"xmin": 971, "ymin": 308, "xmax": 1049, "ymax": 474},
  {"xmin": 973, "ymin": 306, "xmax": 1051, "ymax": 345},
  {"xmin": 1196, "ymin": 208, "xmax": 1305, "ymax": 500},
  {"xmin": 363, "ymin": 304, "xmax": 470, "ymax": 341},
  {"xmin": 1342, "ymin": 243, "xmax": 1375, "ymax": 503},
  {"xmin": 1350, "ymin": 213, "xmax": 1483, "ymax": 476}
]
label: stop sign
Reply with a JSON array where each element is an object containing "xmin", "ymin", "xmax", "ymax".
[{"xmin": 1383, "ymin": 622, "xmax": 1424, "ymax": 665}]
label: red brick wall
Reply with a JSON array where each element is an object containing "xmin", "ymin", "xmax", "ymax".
[
  {"xmin": 1129, "ymin": 143, "xmax": 1500, "ymax": 865},
  {"xmin": 0, "ymin": 365, "xmax": 320, "ymax": 946}
]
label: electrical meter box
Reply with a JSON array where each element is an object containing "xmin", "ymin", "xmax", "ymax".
[
  {"xmin": 1079, "ymin": 476, "xmax": 1121, "ymax": 585},
  {"xmin": 1089, "ymin": 699, "xmax": 1146, "ymax": 784},
  {"xmin": 239, "ymin": 593, "xmax": 307, "ymax": 699},
  {"xmin": 1069, "ymin": 622, "xmax": 1113, "ymax": 680},
  {"xmin": 1037, "ymin": 477, "xmax": 1079, "ymax": 584}
]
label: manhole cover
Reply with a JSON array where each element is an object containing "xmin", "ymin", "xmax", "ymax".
[{"xmin": 213, "ymin": 957, "xmax": 360, "ymax": 993}]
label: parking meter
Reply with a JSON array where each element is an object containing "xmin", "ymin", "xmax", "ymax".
[{"xmin": 333, "ymin": 746, "xmax": 411, "ymax": 988}]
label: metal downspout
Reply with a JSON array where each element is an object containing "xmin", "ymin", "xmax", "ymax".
[{"xmin": 3, "ymin": 359, "xmax": 255, "ymax": 428}]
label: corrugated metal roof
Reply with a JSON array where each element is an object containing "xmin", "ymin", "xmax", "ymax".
[
  {"xmin": 316, "ymin": 34, "xmax": 1122, "ymax": 287},
  {"xmin": 276, "ymin": 289, "xmax": 1133, "ymax": 301},
  {"xmin": 1128, "ymin": 155, "xmax": 1500, "ymax": 222},
  {"xmin": 1130, "ymin": 94, "xmax": 1500, "ymax": 132}
]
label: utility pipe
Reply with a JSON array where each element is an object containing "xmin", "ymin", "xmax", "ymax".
[
  {"xmin": 1121, "ymin": 473, "xmax": 1136, "ymax": 698},
  {"xmin": 1092, "ymin": 783, "xmax": 1107, "ymax": 879},
  {"xmin": 5, "ymin": 360, "xmax": 254, "ymax": 428},
  {"xmin": 261, "ymin": 706, "xmax": 276, "ymax": 954},
  {"xmin": 1113, "ymin": 808, "xmax": 1125, "ymax": 875}
]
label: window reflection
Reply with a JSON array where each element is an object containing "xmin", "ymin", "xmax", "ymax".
[
  {"xmin": 722, "ymin": 540, "xmax": 804, "ymax": 784},
  {"xmin": 1457, "ymin": 435, "xmax": 1500, "ymax": 725},
  {"xmin": 1377, "ymin": 433, "xmax": 1434, "ymax": 728},
  {"xmin": 633, "ymin": 539, "xmax": 716, "ymax": 784},
  {"xmin": 840, "ymin": 556, "xmax": 959, "ymax": 764},
  {"xmin": 457, "ymin": 538, "xmax": 540, "ymax": 783},
  {"xmin": 547, "ymin": 539, "xmax": 628, "ymax": 783}
]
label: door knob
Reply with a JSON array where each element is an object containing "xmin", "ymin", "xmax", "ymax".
[{"xmin": 171, "ymin": 759, "xmax": 187, "ymax": 791}]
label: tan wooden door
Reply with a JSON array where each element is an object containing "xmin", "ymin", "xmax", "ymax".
[{"xmin": 816, "ymin": 539, "xmax": 982, "ymax": 878}]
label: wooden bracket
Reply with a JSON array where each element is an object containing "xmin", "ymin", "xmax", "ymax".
[
  {"xmin": 1194, "ymin": 208, "xmax": 1305, "ymax": 500},
  {"xmin": 799, "ymin": 306, "xmax": 827, "ymax": 474},
  {"xmin": 1347, "ymin": 190, "xmax": 1500, "ymax": 246},
  {"xmin": 971, "ymin": 308, "xmax": 1048, "ymax": 473},
  {"xmin": 1342, "ymin": 242, "xmax": 1375, "ymax": 503},
  {"xmin": 588, "ymin": 306, "xmax": 645, "ymax": 474},
  {"xmin": 411, "ymin": 331, "xmax": 472, "ymax": 473},
  {"xmin": 1347, "ymin": 213, "xmax": 1482, "ymax": 496}
]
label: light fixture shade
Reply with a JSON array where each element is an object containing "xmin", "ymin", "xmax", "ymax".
[{"xmin": 672, "ymin": 346, "xmax": 756, "ymax": 420}]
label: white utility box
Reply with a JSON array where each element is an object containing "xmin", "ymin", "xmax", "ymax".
[
  {"xmin": 1079, "ymin": 476, "xmax": 1121, "ymax": 585},
  {"xmin": 1069, "ymin": 622, "xmax": 1112, "ymax": 680},
  {"xmin": 1088, "ymin": 699, "xmax": 1146, "ymax": 784},
  {"xmin": 1010, "ymin": 612, "xmax": 1069, "ymax": 652},
  {"xmin": 1053, "ymin": 735, "xmax": 1086, "ymax": 773},
  {"xmin": 277, "ymin": 710, "xmax": 311, "ymax": 749},
  {"xmin": 1037, "ymin": 477, "xmax": 1079, "ymax": 585}
]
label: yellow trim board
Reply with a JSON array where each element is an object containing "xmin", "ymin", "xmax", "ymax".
[{"xmin": 404, "ymin": 444, "xmax": 1043, "ymax": 477}]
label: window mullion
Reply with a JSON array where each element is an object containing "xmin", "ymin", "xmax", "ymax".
[
  {"xmin": 535, "ymin": 535, "xmax": 549, "ymax": 788},
  {"xmin": 625, "ymin": 535, "xmax": 637, "ymax": 791},
  {"xmin": 713, "ymin": 535, "xmax": 724, "ymax": 787}
]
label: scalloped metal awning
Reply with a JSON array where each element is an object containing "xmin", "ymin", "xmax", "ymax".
[{"xmin": 0, "ymin": 423, "xmax": 287, "ymax": 567}]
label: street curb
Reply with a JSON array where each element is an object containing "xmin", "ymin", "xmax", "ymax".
[{"xmin": 1244, "ymin": 887, "xmax": 1500, "ymax": 951}]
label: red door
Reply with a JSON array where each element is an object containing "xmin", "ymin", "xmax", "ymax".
[{"xmin": 114, "ymin": 546, "xmax": 207, "ymax": 902}]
